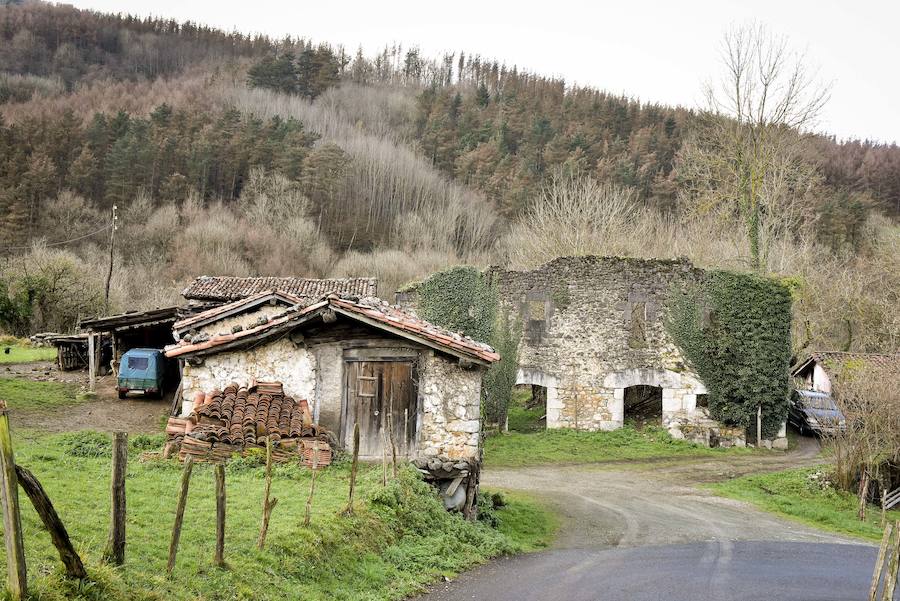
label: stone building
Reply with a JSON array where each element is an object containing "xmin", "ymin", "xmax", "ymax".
[
  {"xmin": 164, "ymin": 291, "xmax": 498, "ymax": 463},
  {"xmin": 400, "ymin": 256, "xmax": 749, "ymax": 446}
]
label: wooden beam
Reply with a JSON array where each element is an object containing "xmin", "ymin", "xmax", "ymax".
[
  {"xmin": 15, "ymin": 466, "xmax": 86, "ymax": 579},
  {"xmin": 88, "ymin": 332, "xmax": 96, "ymax": 393},
  {"xmin": 167, "ymin": 455, "xmax": 194, "ymax": 575},
  {"xmin": 214, "ymin": 464, "xmax": 225, "ymax": 568}
]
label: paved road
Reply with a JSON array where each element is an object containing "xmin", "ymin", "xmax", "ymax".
[
  {"xmin": 415, "ymin": 436, "xmax": 889, "ymax": 600},
  {"xmin": 420, "ymin": 542, "xmax": 886, "ymax": 601}
]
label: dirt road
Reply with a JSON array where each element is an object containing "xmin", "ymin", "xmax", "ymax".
[
  {"xmin": 4, "ymin": 360, "xmax": 171, "ymax": 434},
  {"xmin": 483, "ymin": 436, "xmax": 855, "ymax": 549}
]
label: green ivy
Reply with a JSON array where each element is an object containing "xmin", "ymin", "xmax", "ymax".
[
  {"xmin": 666, "ymin": 270, "xmax": 792, "ymax": 439},
  {"xmin": 417, "ymin": 266, "xmax": 497, "ymax": 343},
  {"xmin": 415, "ymin": 266, "xmax": 520, "ymax": 427}
]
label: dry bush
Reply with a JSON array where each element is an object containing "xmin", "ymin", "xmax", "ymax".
[
  {"xmin": 826, "ymin": 363, "xmax": 900, "ymax": 504},
  {"xmin": 331, "ymin": 248, "xmax": 473, "ymax": 300},
  {"xmin": 37, "ymin": 190, "xmax": 103, "ymax": 243}
]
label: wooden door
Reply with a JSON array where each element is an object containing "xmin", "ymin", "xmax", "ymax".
[{"xmin": 345, "ymin": 361, "xmax": 417, "ymax": 457}]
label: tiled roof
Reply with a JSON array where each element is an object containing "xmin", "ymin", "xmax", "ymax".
[
  {"xmin": 182, "ymin": 276, "xmax": 377, "ymax": 302},
  {"xmin": 165, "ymin": 295, "xmax": 499, "ymax": 364},
  {"xmin": 793, "ymin": 351, "xmax": 900, "ymax": 376},
  {"xmin": 173, "ymin": 290, "xmax": 305, "ymax": 332}
]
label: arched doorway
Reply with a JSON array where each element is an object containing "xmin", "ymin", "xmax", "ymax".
[
  {"xmin": 515, "ymin": 368, "xmax": 561, "ymax": 429},
  {"xmin": 623, "ymin": 385, "xmax": 663, "ymax": 427}
]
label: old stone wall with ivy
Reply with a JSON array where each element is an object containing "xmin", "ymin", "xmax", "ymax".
[{"xmin": 666, "ymin": 270, "xmax": 793, "ymax": 439}]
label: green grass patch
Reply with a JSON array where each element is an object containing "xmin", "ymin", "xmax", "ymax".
[
  {"xmin": 484, "ymin": 425, "xmax": 751, "ymax": 468},
  {"xmin": 0, "ymin": 432, "xmax": 545, "ymax": 600},
  {"xmin": 506, "ymin": 387, "xmax": 544, "ymax": 433},
  {"xmin": 0, "ymin": 377, "xmax": 79, "ymax": 410},
  {"xmin": 0, "ymin": 344, "xmax": 56, "ymax": 364},
  {"xmin": 480, "ymin": 490, "xmax": 557, "ymax": 551},
  {"xmin": 709, "ymin": 466, "xmax": 900, "ymax": 541}
]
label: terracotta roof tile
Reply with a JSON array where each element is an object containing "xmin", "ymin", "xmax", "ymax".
[
  {"xmin": 182, "ymin": 276, "xmax": 377, "ymax": 302},
  {"xmin": 166, "ymin": 295, "xmax": 499, "ymax": 364}
]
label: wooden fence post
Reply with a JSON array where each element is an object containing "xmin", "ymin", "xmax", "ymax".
[
  {"xmin": 882, "ymin": 522, "xmax": 900, "ymax": 601},
  {"xmin": 303, "ymin": 442, "xmax": 320, "ymax": 527},
  {"xmin": 345, "ymin": 423, "xmax": 360, "ymax": 515},
  {"xmin": 87, "ymin": 333, "xmax": 96, "ymax": 393},
  {"xmin": 15, "ymin": 466, "xmax": 86, "ymax": 579},
  {"xmin": 167, "ymin": 454, "xmax": 194, "ymax": 575},
  {"xmin": 103, "ymin": 431, "xmax": 127, "ymax": 565},
  {"xmin": 214, "ymin": 464, "xmax": 225, "ymax": 568},
  {"xmin": 0, "ymin": 401, "xmax": 26, "ymax": 599},
  {"xmin": 256, "ymin": 437, "xmax": 278, "ymax": 550},
  {"xmin": 871, "ymin": 522, "xmax": 895, "ymax": 601}
]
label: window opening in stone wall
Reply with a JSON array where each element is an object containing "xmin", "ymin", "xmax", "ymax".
[
  {"xmin": 508, "ymin": 384, "xmax": 547, "ymax": 432},
  {"xmin": 624, "ymin": 385, "xmax": 662, "ymax": 428},
  {"xmin": 696, "ymin": 393, "xmax": 709, "ymax": 409},
  {"xmin": 628, "ymin": 302, "xmax": 647, "ymax": 348},
  {"xmin": 525, "ymin": 299, "xmax": 547, "ymax": 345}
]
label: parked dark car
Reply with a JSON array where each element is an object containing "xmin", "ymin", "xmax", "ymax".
[
  {"xmin": 117, "ymin": 348, "xmax": 166, "ymax": 399},
  {"xmin": 789, "ymin": 389, "xmax": 845, "ymax": 436}
]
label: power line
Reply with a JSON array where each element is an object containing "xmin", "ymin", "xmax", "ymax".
[{"xmin": 0, "ymin": 223, "xmax": 112, "ymax": 252}]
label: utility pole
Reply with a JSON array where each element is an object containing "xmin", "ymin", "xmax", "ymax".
[{"xmin": 104, "ymin": 205, "xmax": 118, "ymax": 314}]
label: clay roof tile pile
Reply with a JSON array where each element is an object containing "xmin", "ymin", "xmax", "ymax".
[{"xmin": 182, "ymin": 276, "xmax": 377, "ymax": 302}]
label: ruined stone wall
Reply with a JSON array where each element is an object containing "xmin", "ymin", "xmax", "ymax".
[
  {"xmin": 486, "ymin": 256, "xmax": 717, "ymax": 436},
  {"xmin": 418, "ymin": 350, "xmax": 482, "ymax": 461}
]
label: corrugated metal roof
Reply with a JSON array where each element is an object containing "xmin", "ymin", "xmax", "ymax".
[{"xmin": 181, "ymin": 276, "xmax": 377, "ymax": 302}]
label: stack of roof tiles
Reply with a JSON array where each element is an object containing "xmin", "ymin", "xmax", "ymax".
[{"xmin": 166, "ymin": 381, "xmax": 331, "ymax": 466}]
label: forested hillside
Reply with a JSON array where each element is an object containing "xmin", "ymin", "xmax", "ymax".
[{"xmin": 0, "ymin": 1, "xmax": 898, "ymax": 355}]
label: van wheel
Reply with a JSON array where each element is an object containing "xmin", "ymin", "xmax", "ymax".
[{"xmin": 118, "ymin": 391, "xmax": 127, "ymax": 399}]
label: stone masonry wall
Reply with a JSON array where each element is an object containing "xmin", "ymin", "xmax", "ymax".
[
  {"xmin": 418, "ymin": 350, "xmax": 482, "ymax": 461},
  {"xmin": 485, "ymin": 256, "xmax": 725, "ymax": 439},
  {"xmin": 180, "ymin": 338, "xmax": 317, "ymax": 415}
]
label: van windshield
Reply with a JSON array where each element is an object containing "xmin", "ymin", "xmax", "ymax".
[
  {"xmin": 127, "ymin": 356, "xmax": 150, "ymax": 370},
  {"xmin": 804, "ymin": 395, "xmax": 837, "ymax": 411}
]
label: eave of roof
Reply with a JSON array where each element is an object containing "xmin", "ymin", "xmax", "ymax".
[
  {"xmin": 173, "ymin": 290, "xmax": 305, "ymax": 333},
  {"xmin": 79, "ymin": 306, "xmax": 179, "ymax": 332},
  {"xmin": 165, "ymin": 295, "xmax": 499, "ymax": 365}
]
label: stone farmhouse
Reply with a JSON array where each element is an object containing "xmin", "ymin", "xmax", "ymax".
[{"xmin": 164, "ymin": 289, "xmax": 498, "ymax": 470}]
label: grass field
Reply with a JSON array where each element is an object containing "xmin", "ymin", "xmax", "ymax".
[
  {"xmin": 0, "ymin": 377, "xmax": 79, "ymax": 410},
  {"xmin": 0, "ymin": 431, "xmax": 554, "ymax": 600},
  {"xmin": 484, "ymin": 425, "xmax": 751, "ymax": 468},
  {"xmin": 710, "ymin": 466, "xmax": 900, "ymax": 541},
  {"xmin": 0, "ymin": 344, "xmax": 56, "ymax": 364}
]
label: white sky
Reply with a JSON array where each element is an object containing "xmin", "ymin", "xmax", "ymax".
[{"xmin": 68, "ymin": 0, "xmax": 900, "ymax": 144}]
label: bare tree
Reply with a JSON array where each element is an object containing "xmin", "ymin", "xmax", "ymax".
[
  {"xmin": 504, "ymin": 170, "xmax": 641, "ymax": 269},
  {"xmin": 677, "ymin": 23, "xmax": 831, "ymax": 270}
]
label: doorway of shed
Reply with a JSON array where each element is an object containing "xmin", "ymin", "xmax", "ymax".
[{"xmin": 624, "ymin": 385, "xmax": 662, "ymax": 427}]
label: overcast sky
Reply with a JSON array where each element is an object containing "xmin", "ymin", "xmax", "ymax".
[{"xmin": 69, "ymin": 0, "xmax": 900, "ymax": 144}]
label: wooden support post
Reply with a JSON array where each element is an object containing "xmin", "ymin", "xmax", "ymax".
[
  {"xmin": 303, "ymin": 442, "xmax": 320, "ymax": 527},
  {"xmin": 882, "ymin": 522, "xmax": 900, "ymax": 601},
  {"xmin": 387, "ymin": 410, "xmax": 398, "ymax": 479},
  {"xmin": 167, "ymin": 454, "xmax": 194, "ymax": 575},
  {"xmin": 103, "ymin": 431, "xmax": 127, "ymax": 565},
  {"xmin": 859, "ymin": 468, "xmax": 871, "ymax": 521},
  {"xmin": 87, "ymin": 333, "xmax": 96, "ymax": 393},
  {"xmin": 380, "ymin": 417, "xmax": 388, "ymax": 486},
  {"xmin": 15, "ymin": 466, "xmax": 86, "ymax": 579},
  {"xmin": 214, "ymin": 464, "xmax": 225, "ymax": 568},
  {"xmin": 871, "ymin": 522, "xmax": 895, "ymax": 601},
  {"xmin": 344, "ymin": 423, "xmax": 360, "ymax": 515},
  {"xmin": 0, "ymin": 402, "xmax": 26, "ymax": 599},
  {"xmin": 256, "ymin": 437, "xmax": 278, "ymax": 550},
  {"xmin": 756, "ymin": 405, "xmax": 762, "ymax": 448}
]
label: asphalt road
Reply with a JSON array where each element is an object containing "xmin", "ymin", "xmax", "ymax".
[{"xmin": 418, "ymin": 542, "xmax": 887, "ymax": 601}]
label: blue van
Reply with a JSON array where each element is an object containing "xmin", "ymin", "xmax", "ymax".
[
  {"xmin": 789, "ymin": 389, "xmax": 846, "ymax": 436},
  {"xmin": 117, "ymin": 348, "xmax": 166, "ymax": 399}
]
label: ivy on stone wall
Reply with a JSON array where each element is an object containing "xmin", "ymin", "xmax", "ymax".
[
  {"xmin": 417, "ymin": 266, "xmax": 497, "ymax": 343},
  {"xmin": 666, "ymin": 270, "xmax": 793, "ymax": 439},
  {"xmin": 415, "ymin": 266, "xmax": 520, "ymax": 427}
]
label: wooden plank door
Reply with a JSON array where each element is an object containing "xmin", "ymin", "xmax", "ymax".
[{"xmin": 345, "ymin": 361, "xmax": 417, "ymax": 458}]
